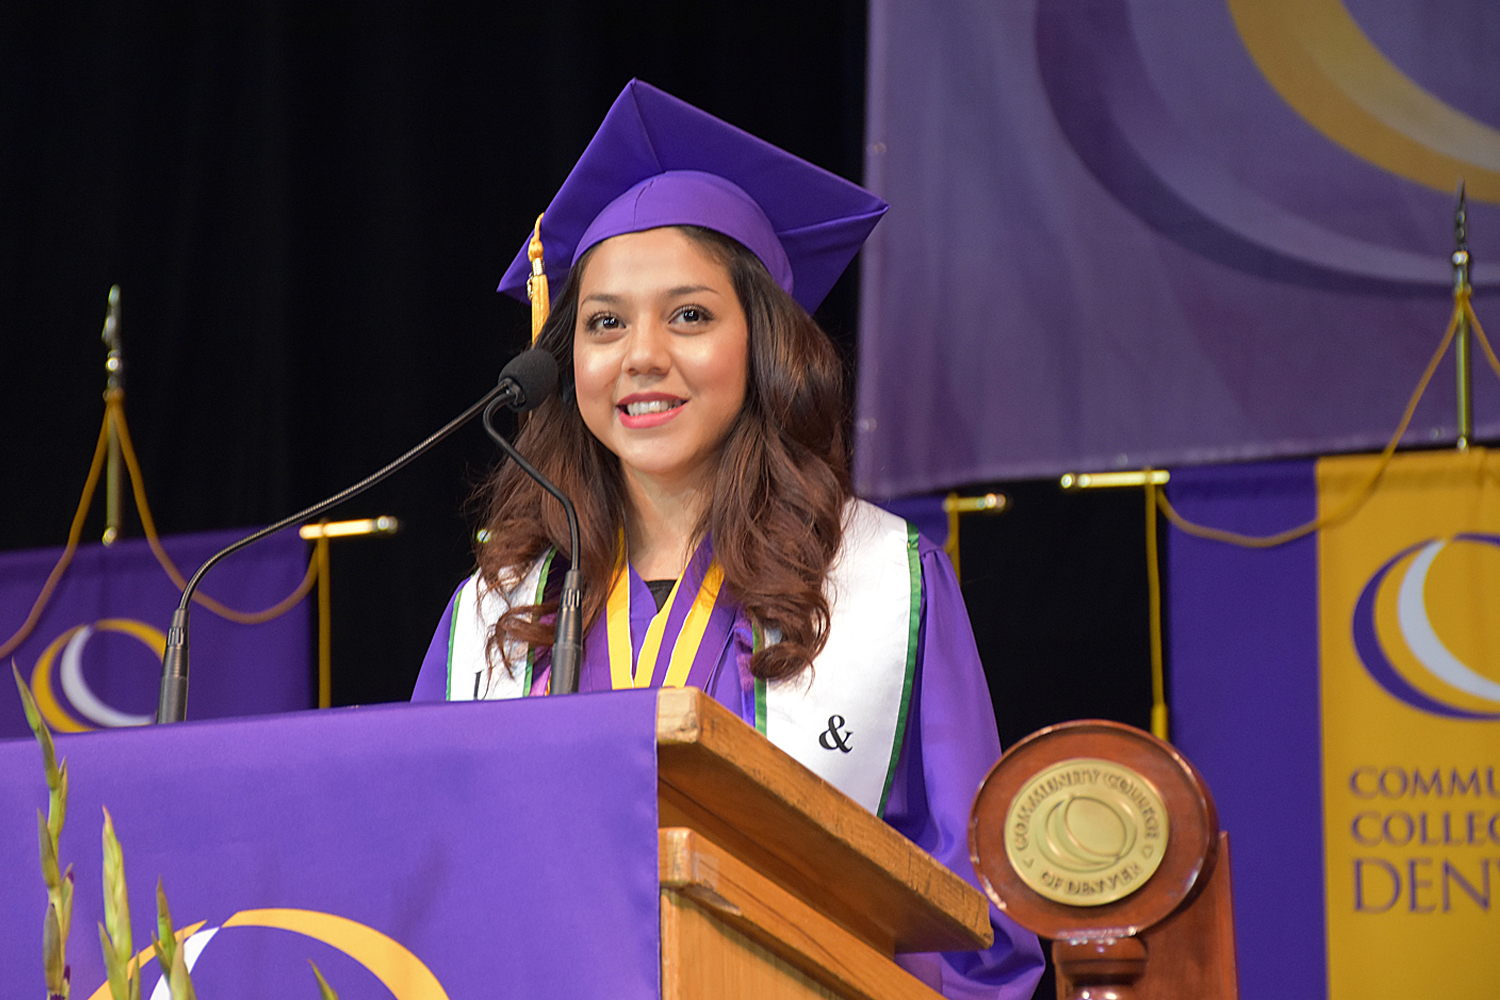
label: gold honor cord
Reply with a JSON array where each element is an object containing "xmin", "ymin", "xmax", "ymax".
[
  {"xmin": 662, "ymin": 564, "xmax": 724, "ymax": 688},
  {"xmin": 604, "ymin": 544, "xmax": 726, "ymax": 690},
  {"xmin": 1229, "ymin": 0, "xmax": 1500, "ymax": 200},
  {"xmin": 632, "ymin": 582, "xmax": 680, "ymax": 687},
  {"xmin": 605, "ymin": 552, "xmax": 638, "ymax": 689}
]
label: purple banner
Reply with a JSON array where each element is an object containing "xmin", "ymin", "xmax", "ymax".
[
  {"xmin": 0, "ymin": 529, "xmax": 311, "ymax": 739},
  {"xmin": 1167, "ymin": 461, "xmax": 1323, "ymax": 1000},
  {"xmin": 859, "ymin": 0, "xmax": 1500, "ymax": 496},
  {"xmin": 1, "ymin": 695, "xmax": 662, "ymax": 1000}
]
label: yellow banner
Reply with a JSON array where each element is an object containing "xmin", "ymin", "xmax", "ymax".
[{"xmin": 1318, "ymin": 449, "xmax": 1500, "ymax": 999}]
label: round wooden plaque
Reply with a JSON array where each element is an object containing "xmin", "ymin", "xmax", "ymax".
[{"xmin": 969, "ymin": 720, "xmax": 1219, "ymax": 939}]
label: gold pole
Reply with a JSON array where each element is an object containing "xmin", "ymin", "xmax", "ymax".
[
  {"xmin": 297, "ymin": 517, "xmax": 400, "ymax": 708},
  {"xmin": 1061, "ymin": 469, "xmax": 1172, "ymax": 738},
  {"xmin": 1454, "ymin": 183, "xmax": 1473, "ymax": 452},
  {"xmin": 316, "ymin": 536, "xmax": 331, "ymax": 708},
  {"xmin": 101, "ymin": 286, "xmax": 123, "ymax": 545},
  {"xmin": 939, "ymin": 492, "xmax": 1008, "ymax": 583},
  {"xmin": 1146, "ymin": 482, "xmax": 1167, "ymax": 740},
  {"xmin": 944, "ymin": 493, "xmax": 962, "ymax": 578}
]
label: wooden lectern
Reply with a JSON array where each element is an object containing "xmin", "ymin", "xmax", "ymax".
[{"xmin": 654, "ymin": 688, "xmax": 993, "ymax": 1000}]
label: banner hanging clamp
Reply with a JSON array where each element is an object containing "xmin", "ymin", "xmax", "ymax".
[
  {"xmin": 298, "ymin": 517, "xmax": 400, "ymax": 540},
  {"xmin": 944, "ymin": 492, "xmax": 1008, "ymax": 514},
  {"xmin": 1059, "ymin": 470, "xmax": 1169, "ymax": 490}
]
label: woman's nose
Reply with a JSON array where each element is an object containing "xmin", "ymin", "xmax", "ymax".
[{"xmin": 622, "ymin": 321, "xmax": 670, "ymax": 376}]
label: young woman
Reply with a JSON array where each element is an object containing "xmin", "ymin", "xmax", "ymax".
[{"xmin": 413, "ymin": 80, "xmax": 1044, "ymax": 1000}]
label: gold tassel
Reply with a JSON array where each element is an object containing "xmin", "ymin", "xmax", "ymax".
[{"xmin": 526, "ymin": 214, "xmax": 550, "ymax": 344}]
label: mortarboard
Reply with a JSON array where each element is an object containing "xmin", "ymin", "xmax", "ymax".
[{"xmin": 498, "ymin": 79, "xmax": 888, "ymax": 316}]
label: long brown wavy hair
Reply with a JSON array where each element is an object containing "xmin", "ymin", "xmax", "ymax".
[{"xmin": 475, "ymin": 225, "xmax": 852, "ymax": 681}]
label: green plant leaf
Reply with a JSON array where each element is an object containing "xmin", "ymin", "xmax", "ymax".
[
  {"xmin": 100, "ymin": 807, "xmax": 136, "ymax": 1000},
  {"xmin": 167, "ymin": 939, "xmax": 198, "ymax": 1000},
  {"xmin": 44, "ymin": 901, "xmax": 66, "ymax": 996},
  {"xmin": 51, "ymin": 758, "xmax": 69, "ymax": 840},
  {"xmin": 60, "ymin": 865, "xmax": 75, "ymax": 937},
  {"xmin": 17, "ymin": 662, "xmax": 71, "ymax": 999},
  {"xmin": 309, "ymin": 959, "xmax": 340, "ymax": 1000},
  {"xmin": 99, "ymin": 922, "xmax": 128, "ymax": 1000},
  {"xmin": 153, "ymin": 879, "xmax": 177, "ymax": 983},
  {"xmin": 12, "ymin": 661, "xmax": 59, "ymax": 779},
  {"xmin": 39, "ymin": 809, "xmax": 61, "ymax": 888}
]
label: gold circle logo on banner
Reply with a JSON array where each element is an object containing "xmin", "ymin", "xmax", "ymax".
[
  {"xmin": 1004, "ymin": 757, "xmax": 1169, "ymax": 906},
  {"xmin": 1229, "ymin": 0, "xmax": 1500, "ymax": 201},
  {"xmin": 31, "ymin": 619, "xmax": 167, "ymax": 733}
]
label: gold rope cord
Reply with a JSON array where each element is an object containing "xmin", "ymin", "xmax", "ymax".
[
  {"xmin": 1154, "ymin": 289, "xmax": 1486, "ymax": 548},
  {"xmin": 0, "ymin": 391, "xmax": 317, "ymax": 661},
  {"xmin": 0, "ymin": 401, "xmax": 113, "ymax": 661},
  {"xmin": 110, "ymin": 393, "xmax": 317, "ymax": 621}
]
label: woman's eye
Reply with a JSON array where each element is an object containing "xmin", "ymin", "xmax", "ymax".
[
  {"xmin": 674, "ymin": 306, "xmax": 712, "ymax": 325},
  {"xmin": 585, "ymin": 312, "xmax": 621, "ymax": 332}
]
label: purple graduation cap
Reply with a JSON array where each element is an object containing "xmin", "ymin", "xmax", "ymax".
[{"xmin": 498, "ymin": 79, "xmax": 888, "ymax": 314}]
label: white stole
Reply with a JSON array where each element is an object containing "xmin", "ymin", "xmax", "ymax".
[{"xmin": 441, "ymin": 499, "xmax": 921, "ymax": 816}]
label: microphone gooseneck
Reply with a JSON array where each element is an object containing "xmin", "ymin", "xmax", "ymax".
[
  {"xmin": 155, "ymin": 348, "xmax": 559, "ymax": 724},
  {"xmin": 481, "ymin": 397, "xmax": 583, "ymax": 695}
]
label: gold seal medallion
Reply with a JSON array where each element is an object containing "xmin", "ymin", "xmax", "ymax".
[{"xmin": 1003, "ymin": 757, "xmax": 1170, "ymax": 906}]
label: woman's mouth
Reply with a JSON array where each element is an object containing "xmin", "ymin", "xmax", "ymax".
[
  {"xmin": 617, "ymin": 395, "xmax": 686, "ymax": 428},
  {"xmin": 622, "ymin": 399, "xmax": 683, "ymax": 416}
]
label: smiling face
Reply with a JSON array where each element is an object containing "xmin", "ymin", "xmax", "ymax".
[{"xmin": 572, "ymin": 227, "xmax": 751, "ymax": 500}]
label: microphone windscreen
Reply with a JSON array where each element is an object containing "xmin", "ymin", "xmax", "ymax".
[{"xmin": 499, "ymin": 348, "xmax": 559, "ymax": 413}]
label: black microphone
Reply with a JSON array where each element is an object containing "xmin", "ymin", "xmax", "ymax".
[
  {"xmin": 493, "ymin": 347, "xmax": 558, "ymax": 414},
  {"xmin": 482, "ymin": 394, "xmax": 583, "ymax": 695},
  {"xmin": 155, "ymin": 348, "xmax": 559, "ymax": 724}
]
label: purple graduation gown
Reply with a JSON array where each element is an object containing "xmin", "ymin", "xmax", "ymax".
[{"xmin": 413, "ymin": 534, "xmax": 1045, "ymax": 1000}]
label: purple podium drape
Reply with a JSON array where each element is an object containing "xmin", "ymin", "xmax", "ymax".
[{"xmin": 2, "ymin": 695, "xmax": 661, "ymax": 1000}]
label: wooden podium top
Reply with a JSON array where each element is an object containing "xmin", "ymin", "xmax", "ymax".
[{"xmin": 654, "ymin": 688, "xmax": 992, "ymax": 954}]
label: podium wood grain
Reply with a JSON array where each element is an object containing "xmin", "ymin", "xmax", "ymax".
[
  {"xmin": 660, "ymin": 828, "xmax": 944, "ymax": 1000},
  {"xmin": 1130, "ymin": 832, "xmax": 1240, "ymax": 1000},
  {"xmin": 654, "ymin": 689, "xmax": 992, "ymax": 999}
]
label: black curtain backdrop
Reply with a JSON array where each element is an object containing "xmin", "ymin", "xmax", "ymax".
[{"xmin": 1, "ymin": 2, "xmax": 1150, "ymax": 750}]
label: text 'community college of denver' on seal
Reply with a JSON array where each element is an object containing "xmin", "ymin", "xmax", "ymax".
[{"xmin": 1004, "ymin": 757, "xmax": 1170, "ymax": 906}]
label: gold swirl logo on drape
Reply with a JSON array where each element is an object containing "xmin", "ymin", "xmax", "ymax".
[{"xmin": 83, "ymin": 908, "xmax": 450, "ymax": 1000}]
